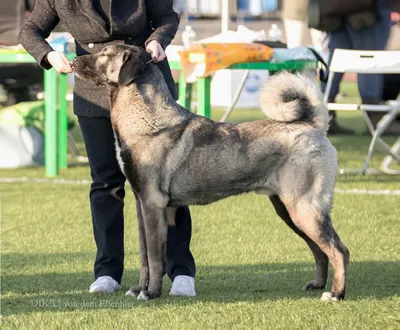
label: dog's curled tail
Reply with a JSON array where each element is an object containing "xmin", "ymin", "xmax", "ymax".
[{"xmin": 259, "ymin": 72, "xmax": 329, "ymax": 133}]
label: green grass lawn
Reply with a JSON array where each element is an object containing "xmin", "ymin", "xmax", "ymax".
[{"xmin": 1, "ymin": 81, "xmax": 400, "ymax": 329}]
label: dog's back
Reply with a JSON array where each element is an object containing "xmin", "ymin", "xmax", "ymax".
[{"xmin": 166, "ymin": 73, "xmax": 334, "ymax": 204}]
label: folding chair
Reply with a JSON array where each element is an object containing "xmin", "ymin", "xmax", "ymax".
[
  {"xmin": 380, "ymin": 136, "xmax": 400, "ymax": 174},
  {"xmin": 323, "ymin": 49, "xmax": 400, "ymax": 174}
]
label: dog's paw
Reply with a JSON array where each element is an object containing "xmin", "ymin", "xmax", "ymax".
[
  {"xmin": 136, "ymin": 290, "xmax": 161, "ymax": 301},
  {"xmin": 137, "ymin": 290, "xmax": 149, "ymax": 301},
  {"xmin": 125, "ymin": 287, "xmax": 142, "ymax": 297},
  {"xmin": 303, "ymin": 280, "xmax": 326, "ymax": 291},
  {"xmin": 321, "ymin": 292, "xmax": 339, "ymax": 301}
]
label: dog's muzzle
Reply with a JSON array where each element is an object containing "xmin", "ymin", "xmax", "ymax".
[{"xmin": 72, "ymin": 57, "xmax": 83, "ymax": 69}]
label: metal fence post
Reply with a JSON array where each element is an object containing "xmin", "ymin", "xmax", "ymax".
[
  {"xmin": 58, "ymin": 73, "xmax": 69, "ymax": 169},
  {"xmin": 44, "ymin": 69, "xmax": 58, "ymax": 177},
  {"xmin": 178, "ymin": 71, "xmax": 193, "ymax": 110},
  {"xmin": 196, "ymin": 77, "xmax": 211, "ymax": 118}
]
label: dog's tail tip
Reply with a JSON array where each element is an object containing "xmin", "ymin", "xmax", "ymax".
[{"xmin": 259, "ymin": 72, "xmax": 329, "ymax": 133}]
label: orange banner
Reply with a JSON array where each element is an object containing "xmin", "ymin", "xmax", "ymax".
[{"xmin": 178, "ymin": 43, "xmax": 274, "ymax": 82}]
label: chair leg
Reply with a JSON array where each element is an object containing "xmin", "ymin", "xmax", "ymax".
[
  {"xmin": 361, "ymin": 108, "xmax": 400, "ymax": 175},
  {"xmin": 220, "ymin": 70, "xmax": 250, "ymax": 123},
  {"xmin": 68, "ymin": 132, "xmax": 81, "ymax": 157},
  {"xmin": 380, "ymin": 137, "xmax": 400, "ymax": 175}
]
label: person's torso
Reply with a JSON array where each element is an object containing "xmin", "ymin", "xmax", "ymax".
[
  {"xmin": 96, "ymin": 0, "xmax": 111, "ymax": 22},
  {"xmin": 55, "ymin": 0, "xmax": 150, "ymax": 44}
]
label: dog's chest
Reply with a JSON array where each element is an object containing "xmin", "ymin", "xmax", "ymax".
[
  {"xmin": 112, "ymin": 127, "xmax": 168, "ymax": 182},
  {"xmin": 113, "ymin": 130, "xmax": 125, "ymax": 175}
]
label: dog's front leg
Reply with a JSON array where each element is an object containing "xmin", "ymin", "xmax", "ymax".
[
  {"xmin": 136, "ymin": 202, "xmax": 168, "ymax": 300},
  {"xmin": 126, "ymin": 196, "xmax": 149, "ymax": 297}
]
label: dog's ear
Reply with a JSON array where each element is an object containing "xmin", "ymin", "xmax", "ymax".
[{"xmin": 118, "ymin": 52, "xmax": 145, "ymax": 86}]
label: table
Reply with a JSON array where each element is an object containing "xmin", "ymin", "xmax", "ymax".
[
  {"xmin": 0, "ymin": 50, "xmax": 73, "ymax": 177},
  {"xmin": 169, "ymin": 59, "xmax": 318, "ymax": 118}
]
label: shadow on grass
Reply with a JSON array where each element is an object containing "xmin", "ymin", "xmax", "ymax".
[{"xmin": 2, "ymin": 252, "xmax": 400, "ymax": 316}]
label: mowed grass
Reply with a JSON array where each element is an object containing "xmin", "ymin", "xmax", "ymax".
[{"xmin": 1, "ymin": 80, "xmax": 400, "ymax": 329}]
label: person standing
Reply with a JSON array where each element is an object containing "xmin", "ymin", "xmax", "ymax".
[
  {"xmin": 309, "ymin": 0, "xmax": 392, "ymax": 132},
  {"xmin": 19, "ymin": 0, "xmax": 196, "ymax": 296},
  {"xmin": 281, "ymin": 0, "xmax": 350, "ymax": 134}
]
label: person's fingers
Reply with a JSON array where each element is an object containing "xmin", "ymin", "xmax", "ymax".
[
  {"xmin": 145, "ymin": 43, "xmax": 152, "ymax": 53},
  {"xmin": 150, "ymin": 48, "xmax": 159, "ymax": 61},
  {"xmin": 47, "ymin": 51, "xmax": 73, "ymax": 73},
  {"xmin": 56, "ymin": 61, "xmax": 73, "ymax": 73},
  {"xmin": 153, "ymin": 43, "xmax": 165, "ymax": 62},
  {"xmin": 60, "ymin": 64, "xmax": 73, "ymax": 73},
  {"xmin": 58, "ymin": 53, "xmax": 73, "ymax": 72},
  {"xmin": 157, "ymin": 48, "xmax": 166, "ymax": 61},
  {"xmin": 145, "ymin": 43, "xmax": 156, "ymax": 59},
  {"xmin": 146, "ymin": 41, "xmax": 166, "ymax": 62},
  {"xmin": 59, "ymin": 53, "xmax": 72, "ymax": 65}
]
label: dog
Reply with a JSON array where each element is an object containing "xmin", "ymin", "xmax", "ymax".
[{"xmin": 73, "ymin": 44, "xmax": 350, "ymax": 301}]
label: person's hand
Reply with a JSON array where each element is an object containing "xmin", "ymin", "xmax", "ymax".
[
  {"xmin": 46, "ymin": 51, "xmax": 73, "ymax": 73},
  {"xmin": 145, "ymin": 40, "xmax": 166, "ymax": 62}
]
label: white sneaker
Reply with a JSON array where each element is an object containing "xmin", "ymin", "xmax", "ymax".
[
  {"xmin": 169, "ymin": 275, "xmax": 196, "ymax": 297},
  {"xmin": 89, "ymin": 276, "xmax": 121, "ymax": 293}
]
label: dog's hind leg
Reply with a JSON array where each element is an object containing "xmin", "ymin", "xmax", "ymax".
[
  {"xmin": 269, "ymin": 195, "xmax": 329, "ymax": 291},
  {"xmin": 126, "ymin": 195, "xmax": 149, "ymax": 297},
  {"xmin": 279, "ymin": 195, "xmax": 350, "ymax": 301}
]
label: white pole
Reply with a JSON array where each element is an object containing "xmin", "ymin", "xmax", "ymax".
[{"xmin": 221, "ymin": 0, "xmax": 230, "ymax": 33}]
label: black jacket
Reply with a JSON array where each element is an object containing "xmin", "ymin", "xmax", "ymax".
[{"xmin": 19, "ymin": 0, "xmax": 179, "ymax": 117}]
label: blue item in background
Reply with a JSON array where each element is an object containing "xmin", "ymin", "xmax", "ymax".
[
  {"xmin": 48, "ymin": 33, "xmax": 75, "ymax": 54},
  {"xmin": 238, "ymin": 0, "xmax": 277, "ymax": 13},
  {"xmin": 263, "ymin": 0, "xmax": 278, "ymax": 11},
  {"xmin": 272, "ymin": 47, "xmax": 318, "ymax": 62},
  {"xmin": 249, "ymin": 0, "xmax": 263, "ymax": 15}
]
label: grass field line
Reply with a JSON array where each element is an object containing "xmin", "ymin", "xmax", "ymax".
[
  {"xmin": 1, "ymin": 176, "xmax": 400, "ymax": 196},
  {"xmin": 0, "ymin": 177, "xmax": 91, "ymax": 185},
  {"xmin": 334, "ymin": 187, "xmax": 400, "ymax": 196}
]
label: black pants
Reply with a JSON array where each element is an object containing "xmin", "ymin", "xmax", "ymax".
[{"xmin": 78, "ymin": 116, "xmax": 196, "ymax": 284}]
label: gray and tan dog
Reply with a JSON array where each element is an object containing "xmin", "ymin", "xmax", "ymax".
[{"xmin": 73, "ymin": 44, "xmax": 349, "ymax": 301}]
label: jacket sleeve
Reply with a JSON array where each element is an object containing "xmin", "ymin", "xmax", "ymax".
[
  {"xmin": 144, "ymin": 0, "xmax": 179, "ymax": 49},
  {"xmin": 18, "ymin": 0, "xmax": 60, "ymax": 69}
]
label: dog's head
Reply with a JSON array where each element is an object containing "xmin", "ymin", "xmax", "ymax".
[{"xmin": 73, "ymin": 44, "xmax": 150, "ymax": 87}]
